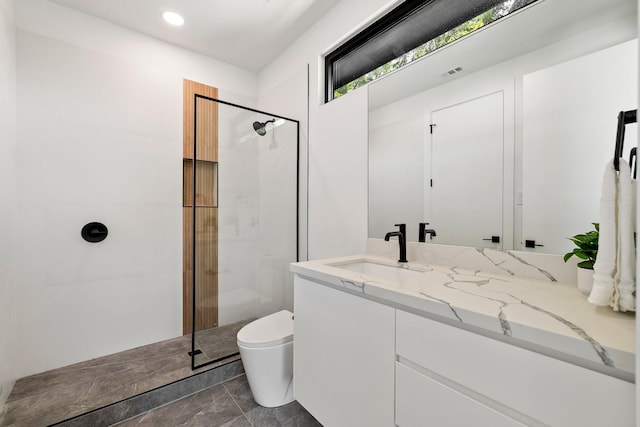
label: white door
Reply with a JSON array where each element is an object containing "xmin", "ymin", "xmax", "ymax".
[{"xmin": 428, "ymin": 91, "xmax": 503, "ymax": 248}]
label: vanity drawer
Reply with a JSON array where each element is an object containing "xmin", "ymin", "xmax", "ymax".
[
  {"xmin": 396, "ymin": 362, "xmax": 525, "ymax": 427},
  {"xmin": 396, "ymin": 310, "xmax": 634, "ymax": 427}
]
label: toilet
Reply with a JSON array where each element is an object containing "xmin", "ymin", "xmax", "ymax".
[{"xmin": 237, "ymin": 309, "xmax": 294, "ymax": 407}]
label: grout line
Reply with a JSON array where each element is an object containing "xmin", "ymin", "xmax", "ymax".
[
  {"xmin": 222, "ymin": 375, "xmax": 254, "ymax": 427},
  {"xmin": 112, "ymin": 386, "xmax": 205, "ymax": 426},
  {"xmin": 113, "ymin": 372, "xmax": 248, "ymax": 426}
]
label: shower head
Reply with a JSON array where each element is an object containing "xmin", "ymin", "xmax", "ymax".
[{"xmin": 252, "ymin": 119, "xmax": 275, "ymax": 136}]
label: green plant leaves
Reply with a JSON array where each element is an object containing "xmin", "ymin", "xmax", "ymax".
[
  {"xmin": 577, "ymin": 260, "xmax": 594, "ymax": 269},
  {"xmin": 563, "ymin": 223, "xmax": 599, "ymax": 268}
]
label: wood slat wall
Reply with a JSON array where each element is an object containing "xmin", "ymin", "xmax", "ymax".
[
  {"xmin": 183, "ymin": 208, "xmax": 218, "ymax": 333},
  {"xmin": 183, "ymin": 160, "xmax": 218, "ymax": 207},
  {"xmin": 183, "ymin": 79, "xmax": 219, "ymax": 335},
  {"xmin": 183, "ymin": 80, "xmax": 218, "ymax": 162}
]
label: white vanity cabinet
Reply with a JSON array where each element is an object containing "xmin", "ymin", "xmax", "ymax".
[
  {"xmin": 293, "ymin": 274, "xmax": 635, "ymax": 427},
  {"xmin": 293, "ymin": 276, "xmax": 396, "ymax": 427},
  {"xmin": 396, "ymin": 310, "xmax": 635, "ymax": 427}
]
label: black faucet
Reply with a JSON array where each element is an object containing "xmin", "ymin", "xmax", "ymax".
[
  {"xmin": 419, "ymin": 222, "xmax": 437, "ymax": 242},
  {"xmin": 384, "ymin": 223, "xmax": 407, "ymax": 263}
]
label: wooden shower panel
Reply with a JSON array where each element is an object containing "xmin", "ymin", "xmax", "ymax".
[
  {"xmin": 183, "ymin": 81, "xmax": 218, "ymax": 162},
  {"xmin": 183, "ymin": 79, "xmax": 219, "ymax": 335},
  {"xmin": 183, "ymin": 208, "xmax": 218, "ymax": 334}
]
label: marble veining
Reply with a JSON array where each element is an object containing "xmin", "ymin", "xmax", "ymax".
[
  {"xmin": 417, "ymin": 292, "xmax": 463, "ymax": 322},
  {"xmin": 436, "ymin": 267, "xmax": 614, "ymax": 367},
  {"xmin": 476, "ymin": 247, "xmax": 558, "ymax": 282},
  {"xmin": 367, "ymin": 238, "xmax": 577, "ymax": 284},
  {"xmin": 340, "ymin": 278, "xmax": 364, "ymax": 292},
  {"xmin": 518, "ymin": 300, "xmax": 614, "ymax": 367},
  {"xmin": 444, "ymin": 272, "xmax": 515, "ymax": 336},
  {"xmin": 291, "ymin": 253, "xmax": 635, "ymax": 379},
  {"xmin": 504, "ymin": 250, "xmax": 557, "ymax": 282},
  {"xmin": 441, "ymin": 268, "xmax": 618, "ymax": 367}
]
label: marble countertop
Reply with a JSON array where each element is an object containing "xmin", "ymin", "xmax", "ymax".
[{"xmin": 290, "ymin": 254, "xmax": 636, "ymax": 381}]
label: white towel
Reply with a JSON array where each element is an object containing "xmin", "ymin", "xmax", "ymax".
[
  {"xmin": 588, "ymin": 159, "xmax": 637, "ymax": 310},
  {"xmin": 589, "ymin": 160, "xmax": 617, "ymax": 305},
  {"xmin": 612, "ymin": 160, "xmax": 635, "ymax": 312}
]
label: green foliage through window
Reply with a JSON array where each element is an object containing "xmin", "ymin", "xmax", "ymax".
[{"xmin": 333, "ymin": 0, "xmax": 520, "ymax": 99}]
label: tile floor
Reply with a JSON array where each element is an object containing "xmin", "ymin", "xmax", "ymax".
[
  {"xmin": 114, "ymin": 375, "xmax": 321, "ymax": 427},
  {"xmin": 53, "ymin": 360, "xmax": 244, "ymax": 427},
  {"xmin": 1, "ymin": 322, "xmax": 321, "ymax": 427},
  {"xmin": 1, "ymin": 336, "xmax": 200, "ymax": 426}
]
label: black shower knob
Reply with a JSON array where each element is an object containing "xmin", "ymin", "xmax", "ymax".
[{"xmin": 81, "ymin": 222, "xmax": 108, "ymax": 243}]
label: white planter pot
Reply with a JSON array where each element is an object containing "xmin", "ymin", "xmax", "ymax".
[{"xmin": 576, "ymin": 267, "xmax": 594, "ymax": 295}]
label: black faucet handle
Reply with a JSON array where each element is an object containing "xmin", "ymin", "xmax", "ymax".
[
  {"xmin": 394, "ymin": 223, "xmax": 406, "ymax": 235},
  {"xmin": 418, "ymin": 222, "xmax": 429, "ymax": 242}
]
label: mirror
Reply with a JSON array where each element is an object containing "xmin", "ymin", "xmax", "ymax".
[{"xmin": 368, "ymin": 0, "xmax": 638, "ymax": 254}]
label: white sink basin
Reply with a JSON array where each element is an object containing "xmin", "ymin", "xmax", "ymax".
[{"xmin": 329, "ymin": 260, "xmax": 428, "ymax": 282}]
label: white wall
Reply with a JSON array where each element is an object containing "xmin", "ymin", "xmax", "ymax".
[
  {"xmin": 309, "ymin": 87, "xmax": 369, "ymax": 258},
  {"xmin": 523, "ymin": 39, "xmax": 637, "ymax": 254},
  {"xmin": 0, "ymin": 0, "xmax": 16, "ymax": 409},
  {"xmin": 259, "ymin": 0, "xmax": 397, "ymax": 260},
  {"xmin": 14, "ymin": 0, "xmax": 258, "ymax": 377},
  {"xmin": 369, "ymin": 116, "xmax": 424, "ymax": 241}
]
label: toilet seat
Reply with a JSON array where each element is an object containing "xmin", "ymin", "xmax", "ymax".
[{"xmin": 237, "ymin": 310, "xmax": 293, "ymax": 349}]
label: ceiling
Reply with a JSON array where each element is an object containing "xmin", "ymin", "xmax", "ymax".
[
  {"xmin": 50, "ymin": 0, "xmax": 342, "ymax": 72},
  {"xmin": 48, "ymin": 0, "xmax": 637, "ymax": 86}
]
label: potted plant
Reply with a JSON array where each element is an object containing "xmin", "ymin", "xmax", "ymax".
[{"xmin": 563, "ymin": 223, "xmax": 598, "ymax": 295}]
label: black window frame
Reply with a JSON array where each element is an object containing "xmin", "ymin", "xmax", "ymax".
[{"xmin": 324, "ymin": 0, "xmax": 527, "ymax": 103}]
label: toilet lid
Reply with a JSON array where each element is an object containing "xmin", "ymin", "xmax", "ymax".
[{"xmin": 237, "ymin": 310, "xmax": 294, "ymax": 348}]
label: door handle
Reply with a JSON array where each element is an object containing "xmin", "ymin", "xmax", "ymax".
[
  {"xmin": 482, "ymin": 236, "xmax": 500, "ymax": 243},
  {"xmin": 525, "ymin": 240, "xmax": 544, "ymax": 248}
]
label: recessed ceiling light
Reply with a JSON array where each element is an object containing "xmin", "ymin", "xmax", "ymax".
[{"xmin": 162, "ymin": 11, "xmax": 184, "ymax": 26}]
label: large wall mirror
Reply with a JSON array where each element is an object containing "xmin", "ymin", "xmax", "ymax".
[{"xmin": 368, "ymin": 0, "xmax": 638, "ymax": 255}]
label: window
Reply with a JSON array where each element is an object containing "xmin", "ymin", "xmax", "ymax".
[{"xmin": 325, "ymin": 0, "xmax": 538, "ymax": 102}]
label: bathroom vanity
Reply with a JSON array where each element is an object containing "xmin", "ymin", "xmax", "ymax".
[{"xmin": 291, "ymin": 253, "xmax": 635, "ymax": 427}]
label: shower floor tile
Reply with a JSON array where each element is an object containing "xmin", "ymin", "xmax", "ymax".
[
  {"xmin": 0, "ymin": 327, "xmax": 243, "ymax": 427},
  {"xmin": 194, "ymin": 319, "xmax": 253, "ymax": 365}
]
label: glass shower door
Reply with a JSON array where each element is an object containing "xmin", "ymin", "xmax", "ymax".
[{"xmin": 189, "ymin": 95, "xmax": 298, "ymax": 369}]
